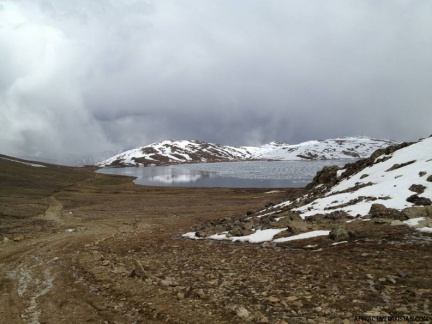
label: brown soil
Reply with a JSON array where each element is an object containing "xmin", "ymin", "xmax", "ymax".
[{"xmin": 0, "ymin": 158, "xmax": 431, "ymax": 323}]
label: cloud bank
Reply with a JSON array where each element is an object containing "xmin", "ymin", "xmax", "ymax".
[{"xmin": 1, "ymin": 0, "xmax": 431, "ymax": 164}]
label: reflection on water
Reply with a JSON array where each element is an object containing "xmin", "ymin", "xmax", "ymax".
[
  {"xmin": 97, "ymin": 160, "xmax": 350, "ymax": 188},
  {"xmin": 145, "ymin": 167, "xmax": 217, "ymax": 184}
]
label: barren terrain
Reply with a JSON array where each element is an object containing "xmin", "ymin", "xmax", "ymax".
[{"xmin": 0, "ymin": 157, "xmax": 431, "ymax": 323}]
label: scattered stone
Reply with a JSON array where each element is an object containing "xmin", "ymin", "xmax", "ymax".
[
  {"xmin": 229, "ymin": 226, "xmax": 253, "ymax": 237},
  {"xmin": 13, "ymin": 235, "xmax": 24, "ymax": 242},
  {"xmin": 261, "ymin": 241, "xmax": 272, "ymax": 248},
  {"xmin": 406, "ymin": 195, "xmax": 432, "ymax": 206},
  {"xmin": 161, "ymin": 277, "xmax": 178, "ymax": 287},
  {"xmin": 369, "ymin": 203, "xmax": 404, "ymax": 219},
  {"xmin": 268, "ymin": 296, "xmax": 280, "ymax": 303},
  {"xmin": 373, "ymin": 218, "xmax": 392, "ymax": 224},
  {"xmin": 409, "ymin": 184, "xmax": 427, "ymax": 194},
  {"xmin": 390, "ymin": 220, "xmax": 404, "ymax": 226},
  {"xmin": 420, "ymin": 217, "xmax": 432, "ymax": 227},
  {"xmin": 419, "ymin": 171, "xmax": 427, "ymax": 177},
  {"xmin": 286, "ymin": 296, "xmax": 299, "ymax": 302},
  {"xmin": 396, "ymin": 270, "xmax": 407, "ymax": 278},
  {"xmin": 387, "ymin": 276, "xmax": 397, "ymax": 284},
  {"xmin": 402, "ymin": 206, "xmax": 432, "ymax": 218},
  {"xmin": 195, "ymin": 289, "xmax": 205, "ymax": 299},
  {"xmin": 2, "ymin": 237, "xmax": 9, "ymax": 243},
  {"xmin": 101, "ymin": 260, "xmax": 110, "ymax": 266},
  {"xmin": 427, "ymin": 175, "xmax": 432, "ymax": 182},
  {"xmin": 329, "ymin": 225, "xmax": 354, "ymax": 241},
  {"xmin": 176, "ymin": 292, "xmax": 185, "ymax": 300},
  {"xmin": 236, "ymin": 306, "xmax": 250, "ymax": 319},
  {"xmin": 130, "ymin": 259, "xmax": 149, "ymax": 279}
]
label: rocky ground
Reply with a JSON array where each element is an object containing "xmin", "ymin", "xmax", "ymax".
[{"xmin": 0, "ymin": 157, "xmax": 431, "ymax": 323}]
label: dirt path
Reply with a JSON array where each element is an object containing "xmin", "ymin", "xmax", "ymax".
[{"xmin": 38, "ymin": 196, "xmax": 64, "ymax": 224}]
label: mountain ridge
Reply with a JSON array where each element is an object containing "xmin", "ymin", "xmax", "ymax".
[{"xmin": 97, "ymin": 136, "xmax": 398, "ymax": 167}]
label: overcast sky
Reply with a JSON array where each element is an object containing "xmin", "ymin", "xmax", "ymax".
[{"xmin": 1, "ymin": 0, "xmax": 431, "ymax": 164}]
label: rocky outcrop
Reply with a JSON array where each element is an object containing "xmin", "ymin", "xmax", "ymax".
[{"xmin": 369, "ymin": 204, "xmax": 405, "ymax": 220}]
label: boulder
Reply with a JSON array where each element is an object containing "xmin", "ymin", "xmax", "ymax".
[
  {"xmin": 229, "ymin": 226, "xmax": 253, "ymax": 237},
  {"xmin": 369, "ymin": 203, "xmax": 405, "ymax": 220},
  {"xmin": 402, "ymin": 206, "xmax": 432, "ymax": 219},
  {"xmin": 406, "ymin": 195, "xmax": 432, "ymax": 206},
  {"xmin": 409, "ymin": 184, "xmax": 427, "ymax": 194},
  {"xmin": 329, "ymin": 225, "xmax": 355, "ymax": 241},
  {"xmin": 306, "ymin": 165, "xmax": 340, "ymax": 189},
  {"xmin": 418, "ymin": 217, "xmax": 432, "ymax": 228}
]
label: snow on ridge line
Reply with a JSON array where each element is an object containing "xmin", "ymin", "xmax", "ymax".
[{"xmin": 97, "ymin": 136, "xmax": 397, "ymax": 167}]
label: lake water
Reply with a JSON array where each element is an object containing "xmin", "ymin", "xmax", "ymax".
[{"xmin": 96, "ymin": 160, "xmax": 350, "ymax": 188}]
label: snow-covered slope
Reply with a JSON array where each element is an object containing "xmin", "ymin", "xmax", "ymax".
[
  {"xmin": 294, "ymin": 136, "xmax": 432, "ymax": 217},
  {"xmin": 97, "ymin": 137, "xmax": 396, "ymax": 167},
  {"xmin": 182, "ymin": 136, "xmax": 432, "ymax": 244}
]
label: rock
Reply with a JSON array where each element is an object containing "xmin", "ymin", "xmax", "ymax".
[
  {"xmin": 13, "ymin": 235, "xmax": 24, "ymax": 242},
  {"xmin": 418, "ymin": 217, "xmax": 432, "ymax": 227},
  {"xmin": 195, "ymin": 289, "xmax": 205, "ymax": 299},
  {"xmin": 286, "ymin": 296, "xmax": 299, "ymax": 302},
  {"xmin": 427, "ymin": 175, "xmax": 432, "ymax": 182},
  {"xmin": 369, "ymin": 203, "xmax": 404, "ymax": 219},
  {"xmin": 268, "ymin": 296, "xmax": 280, "ymax": 303},
  {"xmin": 390, "ymin": 220, "xmax": 404, "ymax": 226},
  {"xmin": 329, "ymin": 225, "xmax": 354, "ymax": 241},
  {"xmin": 396, "ymin": 270, "xmax": 407, "ymax": 278},
  {"xmin": 131, "ymin": 259, "xmax": 149, "ymax": 279},
  {"xmin": 229, "ymin": 226, "xmax": 253, "ymax": 237},
  {"xmin": 2, "ymin": 237, "xmax": 9, "ymax": 243},
  {"xmin": 236, "ymin": 306, "xmax": 250, "ymax": 319},
  {"xmin": 409, "ymin": 184, "xmax": 427, "ymax": 194},
  {"xmin": 161, "ymin": 277, "xmax": 178, "ymax": 287},
  {"xmin": 261, "ymin": 241, "xmax": 272, "ymax": 248},
  {"xmin": 306, "ymin": 165, "xmax": 340, "ymax": 189},
  {"xmin": 406, "ymin": 195, "xmax": 432, "ymax": 206},
  {"xmin": 101, "ymin": 260, "xmax": 110, "ymax": 266},
  {"xmin": 373, "ymin": 218, "xmax": 392, "ymax": 224},
  {"xmin": 176, "ymin": 292, "xmax": 185, "ymax": 300},
  {"xmin": 402, "ymin": 206, "xmax": 432, "ymax": 218}
]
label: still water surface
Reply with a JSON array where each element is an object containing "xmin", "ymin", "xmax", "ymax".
[{"xmin": 97, "ymin": 160, "xmax": 350, "ymax": 188}]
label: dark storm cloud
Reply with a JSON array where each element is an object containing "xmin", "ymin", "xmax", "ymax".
[{"xmin": 1, "ymin": 0, "xmax": 431, "ymax": 164}]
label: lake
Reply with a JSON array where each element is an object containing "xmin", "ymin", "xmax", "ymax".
[{"xmin": 96, "ymin": 160, "xmax": 350, "ymax": 188}]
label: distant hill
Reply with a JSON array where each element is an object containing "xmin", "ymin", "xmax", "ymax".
[{"xmin": 97, "ymin": 137, "xmax": 397, "ymax": 167}]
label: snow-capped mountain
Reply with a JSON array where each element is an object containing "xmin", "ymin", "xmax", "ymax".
[{"xmin": 97, "ymin": 137, "xmax": 397, "ymax": 167}]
